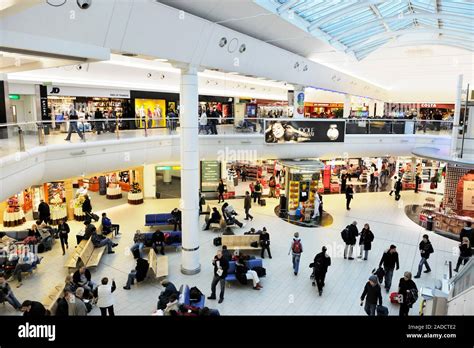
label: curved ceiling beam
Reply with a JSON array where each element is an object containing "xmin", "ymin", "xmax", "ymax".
[
  {"xmin": 276, "ymin": 0, "xmax": 299, "ymax": 14},
  {"xmin": 368, "ymin": 38, "xmax": 474, "ymax": 54},
  {"xmin": 330, "ymin": 12, "xmax": 474, "ymax": 42}
]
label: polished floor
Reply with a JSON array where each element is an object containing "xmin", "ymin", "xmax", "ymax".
[{"xmin": 1, "ymin": 190, "xmax": 459, "ymax": 316}]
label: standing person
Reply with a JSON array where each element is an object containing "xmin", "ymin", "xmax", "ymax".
[
  {"xmin": 459, "ymin": 221, "xmax": 473, "ymax": 248},
  {"xmin": 64, "ymin": 104, "xmax": 84, "ymax": 141},
  {"xmin": 101, "ymin": 213, "xmax": 120, "ymax": 236},
  {"xmin": 254, "ymin": 180, "xmax": 262, "ymax": 204},
  {"xmin": 311, "ymin": 246, "xmax": 331, "ymax": 296},
  {"xmin": 345, "ymin": 185, "xmax": 354, "ymax": 210},
  {"xmin": 0, "ymin": 275, "xmax": 21, "ymax": 310},
  {"xmin": 398, "ymin": 272, "xmax": 418, "ymax": 316},
  {"xmin": 379, "ymin": 245, "xmax": 400, "ymax": 292},
  {"xmin": 199, "ymin": 191, "xmax": 205, "ymax": 215},
  {"xmin": 259, "ymin": 227, "xmax": 272, "ymax": 259},
  {"xmin": 210, "ymin": 107, "xmax": 219, "ymax": 135},
  {"xmin": 268, "ymin": 176, "xmax": 277, "ymax": 198},
  {"xmin": 415, "ymin": 173, "xmax": 421, "ymax": 193},
  {"xmin": 288, "ymin": 232, "xmax": 303, "ymax": 275},
  {"xmin": 38, "ymin": 199, "xmax": 50, "ymax": 225},
  {"xmin": 241, "ymin": 167, "xmax": 247, "ymax": 182},
  {"xmin": 217, "ymin": 179, "xmax": 225, "ymax": 204},
  {"xmin": 360, "ymin": 275, "xmax": 382, "ymax": 316},
  {"xmin": 207, "ymin": 250, "xmax": 229, "ymax": 304},
  {"xmin": 244, "ymin": 191, "xmax": 253, "ymax": 221},
  {"xmin": 199, "ymin": 109, "xmax": 208, "ymax": 134},
  {"xmin": 414, "ymin": 234, "xmax": 434, "ymax": 278},
  {"xmin": 389, "ymin": 176, "xmax": 398, "ymax": 196},
  {"xmin": 340, "ymin": 173, "xmax": 347, "ymax": 193},
  {"xmin": 249, "ymin": 181, "xmax": 255, "ymax": 201},
  {"xmin": 342, "ymin": 221, "xmax": 359, "ymax": 260},
  {"xmin": 82, "ymin": 195, "xmax": 93, "ymax": 221},
  {"xmin": 94, "ymin": 107, "xmax": 104, "ymax": 134},
  {"xmin": 394, "ymin": 178, "xmax": 402, "ymax": 200},
  {"xmin": 454, "ymin": 237, "xmax": 472, "ymax": 272},
  {"xmin": 95, "ymin": 277, "xmax": 116, "ymax": 316},
  {"xmin": 358, "ymin": 223, "xmax": 374, "ymax": 261},
  {"xmin": 57, "ymin": 219, "xmax": 70, "ymax": 255}
]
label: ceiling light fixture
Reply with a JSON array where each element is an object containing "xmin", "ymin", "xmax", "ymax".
[
  {"xmin": 239, "ymin": 44, "xmax": 246, "ymax": 53},
  {"xmin": 219, "ymin": 37, "xmax": 227, "ymax": 47}
]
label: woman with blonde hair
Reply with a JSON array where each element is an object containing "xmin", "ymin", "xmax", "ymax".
[{"xmin": 454, "ymin": 237, "xmax": 472, "ymax": 272}]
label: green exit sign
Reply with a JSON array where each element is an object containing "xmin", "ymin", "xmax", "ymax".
[{"xmin": 9, "ymin": 94, "xmax": 20, "ymax": 100}]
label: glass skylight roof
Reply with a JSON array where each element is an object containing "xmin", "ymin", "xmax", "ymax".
[{"xmin": 257, "ymin": 0, "xmax": 474, "ymax": 59}]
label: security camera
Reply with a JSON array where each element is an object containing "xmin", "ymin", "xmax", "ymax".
[
  {"xmin": 147, "ymin": 73, "xmax": 152, "ymax": 78},
  {"xmin": 77, "ymin": 0, "xmax": 92, "ymax": 10},
  {"xmin": 76, "ymin": 64, "xmax": 83, "ymax": 70}
]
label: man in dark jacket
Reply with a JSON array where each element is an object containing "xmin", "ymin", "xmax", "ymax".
[
  {"xmin": 414, "ymin": 234, "xmax": 434, "ymax": 278},
  {"xmin": 170, "ymin": 208, "xmax": 182, "ymax": 231},
  {"xmin": 57, "ymin": 219, "xmax": 70, "ymax": 255},
  {"xmin": 94, "ymin": 108, "xmax": 104, "ymax": 134},
  {"xmin": 91, "ymin": 230, "xmax": 117, "ymax": 254},
  {"xmin": 345, "ymin": 185, "xmax": 354, "ymax": 210},
  {"xmin": 379, "ymin": 245, "xmax": 400, "ymax": 292},
  {"xmin": 394, "ymin": 178, "xmax": 402, "ymax": 200},
  {"xmin": 312, "ymin": 246, "xmax": 331, "ymax": 296},
  {"xmin": 157, "ymin": 279, "xmax": 179, "ymax": 310},
  {"xmin": 83, "ymin": 220, "xmax": 95, "ymax": 240},
  {"xmin": 82, "ymin": 195, "xmax": 94, "ymax": 221},
  {"xmin": 152, "ymin": 230, "xmax": 165, "ymax": 255},
  {"xmin": 221, "ymin": 245, "xmax": 232, "ymax": 262},
  {"xmin": 259, "ymin": 227, "xmax": 272, "ymax": 259},
  {"xmin": 244, "ymin": 191, "xmax": 253, "ymax": 221},
  {"xmin": 207, "ymin": 250, "xmax": 229, "ymax": 303},
  {"xmin": 342, "ymin": 221, "xmax": 359, "ymax": 260},
  {"xmin": 21, "ymin": 300, "xmax": 46, "ymax": 317},
  {"xmin": 460, "ymin": 221, "xmax": 473, "ymax": 248},
  {"xmin": 73, "ymin": 267, "xmax": 95, "ymax": 292},
  {"xmin": 398, "ymin": 271, "xmax": 418, "ymax": 316},
  {"xmin": 360, "ymin": 275, "xmax": 382, "ymax": 316},
  {"xmin": 204, "ymin": 207, "xmax": 222, "ymax": 230},
  {"xmin": 38, "ymin": 199, "xmax": 50, "ymax": 225},
  {"xmin": 123, "ymin": 258, "xmax": 149, "ymax": 290}
]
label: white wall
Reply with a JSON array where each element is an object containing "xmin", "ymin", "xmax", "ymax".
[{"xmin": 304, "ymin": 88, "xmax": 344, "ymax": 103}]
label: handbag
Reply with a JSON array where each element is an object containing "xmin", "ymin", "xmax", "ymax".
[{"xmin": 250, "ymin": 241, "xmax": 258, "ymax": 248}]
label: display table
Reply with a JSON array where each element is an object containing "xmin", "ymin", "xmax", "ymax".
[
  {"xmin": 106, "ymin": 186, "xmax": 122, "ymax": 200},
  {"xmin": 127, "ymin": 191, "xmax": 144, "ymax": 205},
  {"xmin": 119, "ymin": 182, "xmax": 131, "ymax": 192},
  {"xmin": 3, "ymin": 210, "xmax": 26, "ymax": 227},
  {"xmin": 88, "ymin": 180, "xmax": 99, "ymax": 192},
  {"xmin": 50, "ymin": 205, "xmax": 67, "ymax": 225},
  {"xmin": 433, "ymin": 211, "xmax": 473, "ymax": 239},
  {"xmin": 74, "ymin": 206, "xmax": 86, "ymax": 221}
]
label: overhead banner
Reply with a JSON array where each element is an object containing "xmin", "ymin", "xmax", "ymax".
[
  {"xmin": 293, "ymin": 90, "xmax": 305, "ymax": 119},
  {"xmin": 264, "ymin": 119, "xmax": 345, "ymax": 144}
]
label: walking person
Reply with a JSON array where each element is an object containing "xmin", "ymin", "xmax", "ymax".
[
  {"xmin": 64, "ymin": 104, "xmax": 84, "ymax": 141},
  {"xmin": 95, "ymin": 277, "xmax": 116, "ymax": 316},
  {"xmin": 379, "ymin": 245, "xmax": 400, "ymax": 292},
  {"xmin": 414, "ymin": 234, "xmax": 434, "ymax": 278},
  {"xmin": 360, "ymin": 275, "xmax": 382, "ymax": 316},
  {"xmin": 254, "ymin": 180, "xmax": 262, "ymax": 204},
  {"xmin": 388, "ymin": 176, "xmax": 398, "ymax": 196},
  {"xmin": 454, "ymin": 237, "xmax": 472, "ymax": 272},
  {"xmin": 341, "ymin": 221, "xmax": 359, "ymax": 260},
  {"xmin": 311, "ymin": 246, "xmax": 331, "ymax": 296},
  {"xmin": 345, "ymin": 185, "xmax": 354, "ymax": 210},
  {"xmin": 94, "ymin": 107, "xmax": 104, "ymax": 134},
  {"xmin": 358, "ymin": 223, "xmax": 374, "ymax": 260},
  {"xmin": 217, "ymin": 179, "xmax": 225, "ymax": 203},
  {"xmin": 268, "ymin": 176, "xmax": 277, "ymax": 198},
  {"xmin": 394, "ymin": 178, "xmax": 402, "ymax": 200},
  {"xmin": 244, "ymin": 191, "xmax": 253, "ymax": 221},
  {"xmin": 57, "ymin": 219, "xmax": 70, "ymax": 255},
  {"xmin": 288, "ymin": 232, "xmax": 303, "ymax": 275},
  {"xmin": 414, "ymin": 173, "xmax": 421, "ymax": 193},
  {"xmin": 241, "ymin": 167, "xmax": 247, "ymax": 182},
  {"xmin": 38, "ymin": 199, "xmax": 50, "ymax": 225},
  {"xmin": 259, "ymin": 227, "xmax": 272, "ymax": 259},
  {"xmin": 207, "ymin": 250, "xmax": 229, "ymax": 304},
  {"xmin": 340, "ymin": 173, "xmax": 347, "ymax": 193},
  {"xmin": 398, "ymin": 272, "xmax": 418, "ymax": 316}
]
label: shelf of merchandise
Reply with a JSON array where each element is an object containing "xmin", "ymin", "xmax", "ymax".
[
  {"xmin": 419, "ymin": 197, "xmax": 437, "ymax": 226},
  {"xmin": 90, "ymin": 98, "xmax": 124, "ymax": 118},
  {"xmin": 245, "ymin": 164, "xmax": 261, "ymax": 181},
  {"xmin": 288, "ymin": 181, "xmax": 300, "ymax": 212}
]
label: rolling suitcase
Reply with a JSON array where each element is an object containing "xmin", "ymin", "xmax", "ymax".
[
  {"xmin": 259, "ymin": 199, "xmax": 266, "ymax": 206},
  {"xmin": 213, "ymin": 236, "xmax": 222, "ymax": 246},
  {"xmin": 376, "ymin": 305, "xmax": 389, "ymax": 316}
]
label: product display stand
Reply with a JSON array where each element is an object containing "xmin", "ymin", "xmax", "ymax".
[{"xmin": 128, "ymin": 191, "xmax": 144, "ymax": 205}]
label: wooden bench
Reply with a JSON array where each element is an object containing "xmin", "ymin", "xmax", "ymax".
[
  {"xmin": 42, "ymin": 283, "xmax": 64, "ymax": 312},
  {"xmin": 147, "ymin": 248, "xmax": 169, "ymax": 279},
  {"xmin": 221, "ymin": 235, "xmax": 261, "ymax": 250},
  {"xmin": 65, "ymin": 232, "xmax": 113, "ymax": 271}
]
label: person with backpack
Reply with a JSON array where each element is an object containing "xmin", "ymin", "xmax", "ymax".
[
  {"xmin": 398, "ymin": 271, "xmax": 418, "ymax": 316},
  {"xmin": 358, "ymin": 223, "xmax": 374, "ymax": 261},
  {"xmin": 57, "ymin": 219, "xmax": 70, "ymax": 256},
  {"xmin": 414, "ymin": 234, "xmax": 434, "ymax": 278},
  {"xmin": 254, "ymin": 180, "xmax": 262, "ymax": 204},
  {"xmin": 259, "ymin": 227, "xmax": 272, "ymax": 259},
  {"xmin": 288, "ymin": 232, "xmax": 303, "ymax": 275},
  {"xmin": 244, "ymin": 191, "xmax": 253, "ymax": 221},
  {"xmin": 454, "ymin": 237, "xmax": 472, "ymax": 272},
  {"xmin": 311, "ymin": 246, "xmax": 331, "ymax": 296},
  {"xmin": 394, "ymin": 178, "xmax": 402, "ymax": 200},
  {"xmin": 360, "ymin": 275, "xmax": 382, "ymax": 316},
  {"xmin": 379, "ymin": 245, "xmax": 400, "ymax": 292},
  {"xmin": 342, "ymin": 221, "xmax": 359, "ymax": 260},
  {"xmin": 345, "ymin": 185, "xmax": 354, "ymax": 210},
  {"xmin": 217, "ymin": 179, "xmax": 225, "ymax": 203}
]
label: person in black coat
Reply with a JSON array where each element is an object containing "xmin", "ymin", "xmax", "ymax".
[
  {"xmin": 345, "ymin": 185, "xmax": 354, "ymax": 210},
  {"xmin": 152, "ymin": 230, "xmax": 165, "ymax": 255},
  {"xmin": 311, "ymin": 246, "xmax": 331, "ymax": 296},
  {"xmin": 94, "ymin": 108, "xmax": 104, "ymax": 134},
  {"xmin": 217, "ymin": 179, "xmax": 225, "ymax": 203},
  {"xmin": 221, "ymin": 245, "xmax": 232, "ymax": 262},
  {"xmin": 379, "ymin": 245, "xmax": 400, "ymax": 292},
  {"xmin": 414, "ymin": 234, "xmax": 434, "ymax": 278},
  {"xmin": 414, "ymin": 173, "xmax": 421, "ymax": 193},
  {"xmin": 157, "ymin": 279, "xmax": 179, "ymax": 310},
  {"xmin": 82, "ymin": 195, "xmax": 93, "ymax": 220},
  {"xmin": 360, "ymin": 275, "xmax": 382, "ymax": 316},
  {"xmin": 21, "ymin": 300, "xmax": 46, "ymax": 317},
  {"xmin": 454, "ymin": 237, "xmax": 472, "ymax": 272},
  {"xmin": 57, "ymin": 219, "xmax": 70, "ymax": 255},
  {"xmin": 459, "ymin": 221, "xmax": 473, "ymax": 247},
  {"xmin": 398, "ymin": 271, "xmax": 418, "ymax": 316},
  {"xmin": 342, "ymin": 221, "xmax": 359, "ymax": 260},
  {"xmin": 358, "ymin": 223, "xmax": 374, "ymax": 261},
  {"xmin": 170, "ymin": 208, "xmax": 182, "ymax": 231},
  {"xmin": 38, "ymin": 200, "xmax": 50, "ymax": 225},
  {"xmin": 235, "ymin": 256, "xmax": 262, "ymax": 290},
  {"xmin": 82, "ymin": 220, "xmax": 96, "ymax": 241},
  {"xmin": 123, "ymin": 258, "xmax": 149, "ymax": 290},
  {"xmin": 259, "ymin": 227, "xmax": 272, "ymax": 259},
  {"xmin": 208, "ymin": 250, "xmax": 229, "ymax": 303},
  {"xmin": 73, "ymin": 267, "xmax": 95, "ymax": 292},
  {"xmin": 204, "ymin": 207, "xmax": 222, "ymax": 230},
  {"xmin": 340, "ymin": 173, "xmax": 347, "ymax": 193}
]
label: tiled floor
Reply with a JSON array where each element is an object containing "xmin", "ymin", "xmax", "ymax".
[{"xmin": 1, "ymin": 190, "xmax": 459, "ymax": 316}]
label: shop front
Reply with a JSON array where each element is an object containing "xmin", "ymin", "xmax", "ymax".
[
  {"xmin": 384, "ymin": 103, "xmax": 455, "ymax": 119},
  {"xmin": 130, "ymin": 90, "xmax": 179, "ymax": 129},
  {"xmin": 256, "ymin": 99, "xmax": 289, "ymax": 118},
  {"xmin": 304, "ymin": 102, "xmax": 343, "ymax": 118},
  {"xmin": 199, "ymin": 95, "xmax": 234, "ymax": 123}
]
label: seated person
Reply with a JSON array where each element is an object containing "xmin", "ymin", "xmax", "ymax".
[
  {"xmin": 235, "ymin": 256, "xmax": 263, "ymax": 290},
  {"xmin": 20, "ymin": 300, "xmax": 46, "ymax": 317},
  {"xmin": 152, "ymin": 230, "xmax": 165, "ymax": 256},
  {"xmin": 157, "ymin": 279, "xmax": 179, "ymax": 310},
  {"xmin": 8, "ymin": 246, "xmax": 37, "ymax": 288},
  {"xmin": 169, "ymin": 208, "xmax": 182, "ymax": 231},
  {"xmin": 163, "ymin": 294, "xmax": 179, "ymax": 316},
  {"xmin": 73, "ymin": 266, "xmax": 96, "ymax": 293},
  {"xmin": 64, "ymin": 274, "xmax": 77, "ymax": 293},
  {"xmin": 130, "ymin": 230, "xmax": 146, "ymax": 258},
  {"xmin": 199, "ymin": 306, "xmax": 220, "ymax": 316},
  {"xmin": 204, "ymin": 207, "xmax": 222, "ymax": 230},
  {"xmin": 123, "ymin": 257, "xmax": 149, "ymax": 290},
  {"xmin": 91, "ymin": 229, "xmax": 118, "ymax": 254},
  {"xmin": 221, "ymin": 245, "xmax": 232, "ymax": 262},
  {"xmin": 221, "ymin": 203, "xmax": 243, "ymax": 228},
  {"xmin": 83, "ymin": 220, "xmax": 96, "ymax": 241},
  {"xmin": 75, "ymin": 287, "xmax": 92, "ymax": 314},
  {"xmin": 0, "ymin": 275, "xmax": 21, "ymax": 310},
  {"xmin": 101, "ymin": 213, "xmax": 120, "ymax": 236}
]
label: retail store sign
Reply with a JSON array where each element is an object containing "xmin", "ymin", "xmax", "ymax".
[
  {"xmin": 421, "ymin": 103, "xmax": 437, "ymax": 108},
  {"xmin": 201, "ymin": 160, "xmax": 221, "ymax": 192},
  {"xmin": 47, "ymin": 86, "xmax": 130, "ymax": 98},
  {"xmin": 264, "ymin": 119, "xmax": 345, "ymax": 143}
]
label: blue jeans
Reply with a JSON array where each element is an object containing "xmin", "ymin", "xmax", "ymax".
[
  {"xmin": 125, "ymin": 270, "xmax": 137, "ymax": 288},
  {"xmin": 364, "ymin": 302, "xmax": 377, "ymax": 316},
  {"xmin": 384, "ymin": 268, "xmax": 394, "ymax": 290},
  {"xmin": 292, "ymin": 253, "xmax": 301, "ymax": 274},
  {"xmin": 5, "ymin": 292, "xmax": 21, "ymax": 309},
  {"xmin": 416, "ymin": 257, "xmax": 431, "ymax": 276},
  {"xmin": 97, "ymin": 238, "xmax": 114, "ymax": 253},
  {"xmin": 65, "ymin": 121, "xmax": 84, "ymax": 140},
  {"xmin": 130, "ymin": 242, "xmax": 144, "ymax": 258}
]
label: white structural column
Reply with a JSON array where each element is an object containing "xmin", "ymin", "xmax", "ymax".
[
  {"xmin": 343, "ymin": 94, "xmax": 351, "ymax": 118},
  {"xmin": 163, "ymin": 170, "xmax": 172, "ymax": 184},
  {"xmin": 143, "ymin": 164, "xmax": 156, "ymax": 199},
  {"xmin": 368, "ymin": 99, "xmax": 376, "ymax": 117},
  {"xmin": 179, "ymin": 65, "xmax": 201, "ymax": 275},
  {"xmin": 451, "ymin": 74, "xmax": 463, "ymax": 157}
]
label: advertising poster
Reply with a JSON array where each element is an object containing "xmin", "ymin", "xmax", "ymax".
[
  {"xmin": 264, "ymin": 119, "xmax": 345, "ymax": 143},
  {"xmin": 462, "ymin": 180, "xmax": 474, "ymax": 211},
  {"xmin": 201, "ymin": 161, "xmax": 221, "ymax": 192},
  {"xmin": 135, "ymin": 99, "xmax": 166, "ymax": 128}
]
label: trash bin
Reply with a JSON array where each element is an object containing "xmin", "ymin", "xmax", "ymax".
[{"xmin": 426, "ymin": 216, "xmax": 434, "ymax": 231}]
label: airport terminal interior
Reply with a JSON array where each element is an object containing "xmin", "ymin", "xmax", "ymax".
[{"xmin": 0, "ymin": 0, "xmax": 473, "ymax": 319}]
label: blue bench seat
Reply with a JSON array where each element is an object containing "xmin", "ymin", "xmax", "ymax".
[
  {"xmin": 145, "ymin": 213, "xmax": 173, "ymax": 226},
  {"xmin": 142, "ymin": 231, "xmax": 182, "ymax": 248},
  {"xmin": 225, "ymin": 259, "xmax": 264, "ymax": 282}
]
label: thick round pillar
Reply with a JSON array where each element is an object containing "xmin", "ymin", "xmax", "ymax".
[{"xmin": 180, "ymin": 66, "xmax": 200, "ymax": 275}]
